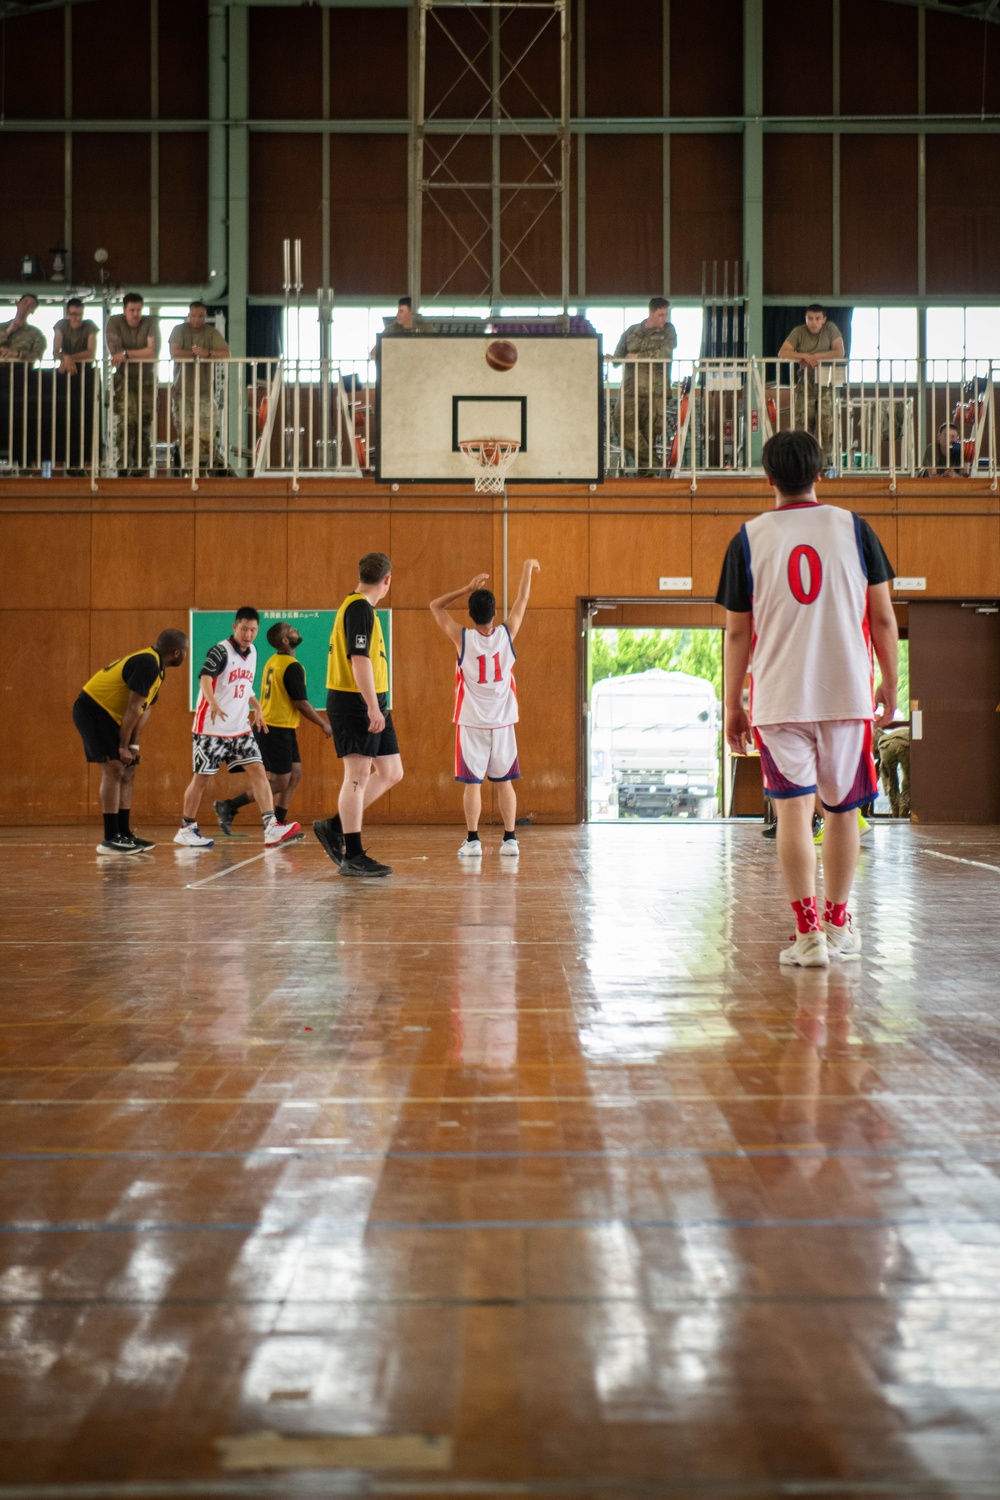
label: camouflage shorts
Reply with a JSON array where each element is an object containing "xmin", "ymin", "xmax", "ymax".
[{"xmin": 192, "ymin": 730, "xmax": 262, "ymax": 776}]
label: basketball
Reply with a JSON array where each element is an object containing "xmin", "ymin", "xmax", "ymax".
[{"xmin": 485, "ymin": 339, "xmax": 518, "ymax": 372}]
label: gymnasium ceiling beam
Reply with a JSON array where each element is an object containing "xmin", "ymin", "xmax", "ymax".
[
  {"xmin": 880, "ymin": 0, "xmax": 1000, "ymax": 24},
  {"xmin": 3, "ymin": 115, "xmax": 1000, "ymax": 133}
]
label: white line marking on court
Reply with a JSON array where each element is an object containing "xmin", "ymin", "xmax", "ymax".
[
  {"xmin": 923, "ymin": 850, "xmax": 1000, "ymax": 873},
  {"xmin": 185, "ymin": 853, "xmax": 270, "ymax": 889}
]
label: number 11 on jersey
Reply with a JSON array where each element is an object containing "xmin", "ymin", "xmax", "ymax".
[{"xmin": 477, "ymin": 653, "xmax": 503, "ymax": 684}]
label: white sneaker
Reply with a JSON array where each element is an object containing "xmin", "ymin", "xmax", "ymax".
[
  {"xmin": 499, "ymin": 837, "xmax": 520, "ymax": 857},
  {"xmin": 173, "ymin": 826, "xmax": 215, "ymax": 848},
  {"xmin": 264, "ymin": 819, "xmax": 302, "ymax": 847},
  {"xmin": 779, "ymin": 931, "xmax": 830, "ymax": 968},
  {"xmin": 458, "ymin": 838, "xmax": 483, "ymax": 858},
  {"xmin": 824, "ymin": 915, "xmax": 862, "ymax": 959}
]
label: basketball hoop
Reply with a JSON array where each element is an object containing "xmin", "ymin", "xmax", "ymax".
[{"xmin": 458, "ymin": 436, "xmax": 520, "ymax": 494}]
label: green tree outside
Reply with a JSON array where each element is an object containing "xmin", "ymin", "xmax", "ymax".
[{"xmin": 590, "ymin": 629, "xmax": 722, "ymax": 699}]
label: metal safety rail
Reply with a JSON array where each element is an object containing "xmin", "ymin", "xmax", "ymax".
[
  {"xmin": 0, "ymin": 357, "xmax": 374, "ymax": 489},
  {"xmin": 603, "ymin": 356, "xmax": 999, "ymax": 487}
]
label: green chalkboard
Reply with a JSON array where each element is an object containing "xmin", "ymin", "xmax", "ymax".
[{"xmin": 189, "ymin": 609, "xmax": 392, "ymax": 711}]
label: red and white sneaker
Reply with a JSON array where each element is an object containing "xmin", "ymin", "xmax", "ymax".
[
  {"xmin": 824, "ymin": 914, "xmax": 862, "ymax": 959},
  {"xmin": 779, "ymin": 931, "xmax": 830, "ymax": 968},
  {"xmin": 264, "ymin": 819, "xmax": 302, "ymax": 848}
]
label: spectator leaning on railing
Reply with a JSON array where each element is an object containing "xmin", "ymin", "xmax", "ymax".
[
  {"xmin": 920, "ymin": 422, "xmax": 969, "ymax": 478},
  {"xmin": 0, "ymin": 294, "xmax": 46, "ymax": 365},
  {"xmin": 370, "ymin": 296, "xmax": 430, "ymax": 358},
  {"xmin": 778, "ymin": 304, "xmax": 844, "ymax": 465},
  {"xmin": 169, "ymin": 301, "xmax": 230, "ymax": 474},
  {"xmin": 105, "ymin": 293, "xmax": 160, "ymax": 476},
  {"xmin": 53, "ymin": 299, "xmax": 98, "ymax": 374},
  {"xmin": 611, "ymin": 296, "xmax": 677, "ymax": 477}
]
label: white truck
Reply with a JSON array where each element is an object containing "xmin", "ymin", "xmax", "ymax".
[{"xmin": 589, "ymin": 668, "xmax": 721, "ymax": 820}]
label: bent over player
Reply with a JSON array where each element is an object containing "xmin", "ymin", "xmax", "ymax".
[
  {"xmin": 73, "ymin": 628, "xmax": 189, "ymax": 854},
  {"xmin": 430, "ymin": 559, "xmax": 539, "ymax": 857},
  {"xmin": 175, "ymin": 607, "xmax": 301, "ymax": 849},
  {"xmin": 717, "ymin": 431, "xmax": 898, "ymax": 967},
  {"xmin": 214, "ymin": 620, "xmax": 332, "ymax": 835}
]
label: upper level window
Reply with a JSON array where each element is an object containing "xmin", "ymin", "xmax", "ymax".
[{"xmin": 848, "ymin": 307, "xmax": 918, "ymax": 381}]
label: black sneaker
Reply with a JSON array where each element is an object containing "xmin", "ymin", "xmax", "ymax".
[
  {"xmin": 126, "ymin": 832, "xmax": 156, "ymax": 851},
  {"xmin": 96, "ymin": 833, "xmax": 143, "ymax": 856},
  {"xmin": 761, "ymin": 822, "xmax": 777, "ymax": 840},
  {"xmin": 339, "ymin": 851, "xmax": 392, "ymax": 878},
  {"xmin": 214, "ymin": 799, "xmax": 236, "ymax": 835},
  {"xmin": 313, "ymin": 817, "xmax": 345, "ymax": 866}
]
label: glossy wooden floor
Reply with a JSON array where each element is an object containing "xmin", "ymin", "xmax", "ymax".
[{"xmin": 1, "ymin": 821, "xmax": 1000, "ymax": 1499}]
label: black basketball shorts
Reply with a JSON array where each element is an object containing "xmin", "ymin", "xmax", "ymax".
[{"xmin": 73, "ymin": 693, "xmax": 125, "ymax": 764}]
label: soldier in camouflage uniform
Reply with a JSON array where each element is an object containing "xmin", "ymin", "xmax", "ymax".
[
  {"xmin": 612, "ymin": 297, "xmax": 677, "ymax": 476},
  {"xmin": 105, "ymin": 293, "xmax": 160, "ymax": 475},
  {"xmin": 778, "ymin": 305, "xmax": 844, "ymax": 466},
  {"xmin": 169, "ymin": 302, "xmax": 230, "ymax": 471},
  {"xmin": 370, "ymin": 296, "xmax": 430, "ymax": 356},
  {"xmin": 0, "ymin": 294, "xmax": 46, "ymax": 365}
]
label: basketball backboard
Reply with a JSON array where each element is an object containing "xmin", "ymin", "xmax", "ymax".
[{"xmin": 376, "ymin": 334, "xmax": 603, "ymax": 485}]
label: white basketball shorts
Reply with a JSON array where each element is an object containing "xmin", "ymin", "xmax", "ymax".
[
  {"xmin": 455, "ymin": 723, "xmax": 520, "ymax": 784},
  {"xmin": 754, "ymin": 720, "xmax": 877, "ymax": 812}
]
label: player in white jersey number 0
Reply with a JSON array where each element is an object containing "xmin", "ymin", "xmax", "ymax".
[{"xmin": 431, "ymin": 559, "xmax": 540, "ymax": 858}]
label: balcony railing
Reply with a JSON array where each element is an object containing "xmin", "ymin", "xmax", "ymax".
[{"xmin": 1, "ymin": 352, "xmax": 996, "ymax": 487}]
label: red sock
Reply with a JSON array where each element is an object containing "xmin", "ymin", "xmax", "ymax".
[
  {"xmin": 824, "ymin": 900, "xmax": 848, "ymax": 928},
  {"xmin": 791, "ymin": 896, "xmax": 821, "ymax": 934}
]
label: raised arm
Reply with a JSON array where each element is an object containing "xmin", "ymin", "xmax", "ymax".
[
  {"xmin": 867, "ymin": 581, "xmax": 899, "ymax": 723},
  {"xmin": 505, "ymin": 559, "xmax": 540, "ymax": 641},
  {"xmin": 430, "ymin": 572, "xmax": 489, "ymax": 651}
]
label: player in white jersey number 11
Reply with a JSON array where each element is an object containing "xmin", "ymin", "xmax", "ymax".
[{"xmin": 430, "ymin": 559, "xmax": 540, "ymax": 858}]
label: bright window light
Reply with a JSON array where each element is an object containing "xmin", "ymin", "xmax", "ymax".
[
  {"xmin": 964, "ymin": 307, "xmax": 1000, "ymax": 363},
  {"xmin": 926, "ymin": 307, "xmax": 965, "ymax": 361},
  {"xmin": 670, "ymin": 306, "xmax": 703, "ymax": 361}
]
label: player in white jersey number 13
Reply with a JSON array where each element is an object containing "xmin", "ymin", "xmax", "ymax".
[
  {"xmin": 430, "ymin": 559, "xmax": 540, "ymax": 858},
  {"xmin": 716, "ymin": 431, "xmax": 898, "ymax": 968}
]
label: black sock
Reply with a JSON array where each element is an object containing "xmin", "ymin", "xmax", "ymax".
[
  {"xmin": 103, "ymin": 813, "xmax": 117, "ymax": 840},
  {"xmin": 503, "ymin": 830, "xmax": 517, "ymax": 841},
  {"xmin": 228, "ymin": 792, "xmax": 252, "ymax": 811},
  {"xmin": 345, "ymin": 831, "xmax": 363, "ymax": 859},
  {"xmin": 331, "ymin": 813, "xmax": 342, "ymax": 834},
  {"xmin": 275, "ymin": 806, "xmax": 288, "ymax": 823},
  {"xmin": 117, "ymin": 809, "xmax": 131, "ymax": 837},
  {"xmin": 465, "ymin": 830, "xmax": 480, "ymax": 842},
  {"xmin": 183, "ymin": 816, "xmax": 197, "ymax": 828}
]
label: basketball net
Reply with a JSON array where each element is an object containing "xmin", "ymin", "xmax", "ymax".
[{"xmin": 458, "ymin": 437, "xmax": 520, "ymax": 495}]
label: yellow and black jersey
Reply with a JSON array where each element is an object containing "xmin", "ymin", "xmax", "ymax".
[
  {"xmin": 327, "ymin": 593, "xmax": 388, "ymax": 698},
  {"xmin": 82, "ymin": 647, "xmax": 164, "ymax": 724},
  {"xmin": 259, "ymin": 652, "xmax": 308, "ymax": 728}
]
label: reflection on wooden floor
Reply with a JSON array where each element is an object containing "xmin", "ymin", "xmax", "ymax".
[{"xmin": 1, "ymin": 822, "xmax": 999, "ymax": 1496}]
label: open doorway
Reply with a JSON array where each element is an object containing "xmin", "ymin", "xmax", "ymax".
[{"xmin": 587, "ymin": 625, "xmax": 723, "ymax": 821}]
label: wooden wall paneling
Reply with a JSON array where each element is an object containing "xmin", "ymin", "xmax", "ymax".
[
  {"xmin": 248, "ymin": 7, "xmax": 323, "ymax": 120},
  {"xmin": 499, "ymin": 137, "xmax": 574, "ymax": 299},
  {"xmin": 763, "ymin": 0, "xmax": 833, "ymax": 116},
  {"xmin": 73, "ymin": 0, "xmax": 150, "ymax": 119},
  {"xmin": 590, "ymin": 510, "xmax": 692, "ymax": 597},
  {"xmin": 88, "ymin": 610, "xmax": 194, "ymax": 822},
  {"xmin": 0, "ymin": 135, "xmax": 66, "ymax": 283},
  {"xmin": 0, "ymin": 8, "xmax": 64, "ymax": 117},
  {"xmin": 157, "ymin": 134, "xmax": 208, "ymax": 286},
  {"xmin": 840, "ymin": 0, "xmax": 917, "ymax": 116},
  {"xmin": 669, "ymin": 0, "xmax": 743, "ymax": 117},
  {"xmin": 926, "ymin": 137, "xmax": 1000, "ymax": 297},
  {"xmin": 669, "ymin": 136, "xmax": 743, "ymax": 296},
  {"xmin": 618, "ymin": 604, "xmax": 727, "ymax": 628},
  {"xmin": 193, "ymin": 510, "xmax": 288, "ymax": 610},
  {"xmin": 420, "ymin": 136, "xmax": 493, "ymax": 299},
  {"xmin": 388, "ymin": 507, "xmax": 494, "ymax": 608},
  {"xmin": 763, "ymin": 136, "xmax": 833, "ymax": 295},
  {"xmin": 505, "ymin": 505, "xmax": 589, "ymax": 609},
  {"xmin": 839, "ymin": 135, "xmax": 918, "ymax": 296},
  {"xmin": 158, "ymin": 0, "xmax": 209, "ymax": 118},
  {"xmin": 585, "ymin": 136, "xmax": 663, "ymax": 296},
  {"xmin": 286, "ymin": 509, "xmax": 393, "ymax": 604},
  {"xmin": 329, "ymin": 8, "xmax": 409, "ymax": 119},
  {"xmin": 249, "ymin": 136, "xmax": 323, "ymax": 295},
  {"xmin": 691, "ymin": 507, "xmax": 765, "ymax": 597},
  {"xmin": 0, "ymin": 515, "xmax": 91, "ymax": 611},
  {"xmin": 383, "ymin": 608, "xmax": 462, "ymax": 822},
  {"xmin": 0, "ymin": 610, "xmax": 91, "ymax": 823},
  {"xmin": 585, "ymin": 0, "xmax": 661, "ymax": 114},
  {"xmin": 73, "ymin": 134, "xmax": 152, "ymax": 286},
  {"xmin": 330, "ymin": 137, "xmax": 408, "ymax": 296},
  {"xmin": 896, "ymin": 496, "xmax": 1000, "ymax": 598},
  {"xmin": 925, "ymin": 12, "xmax": 1000, "ymax": 116},
  {"xmin": 502, "ymin": 609, "xmax": 578, "ymax": 819},
  {"xmin": 91, "ymin": 502, "xmax": 195, "ymax": 612}
]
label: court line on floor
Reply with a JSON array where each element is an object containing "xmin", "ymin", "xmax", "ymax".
[
  {"xmin": 1, "ymin": 1214, "xmax": 998, "ymax": 1235},
  {"xmin": 183, "ymin": 852, "xmax": 273, "ymax": 888},
  {"xmin": 923, "ymin": 849, "xmax": 1000, "ymax": 873}
]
